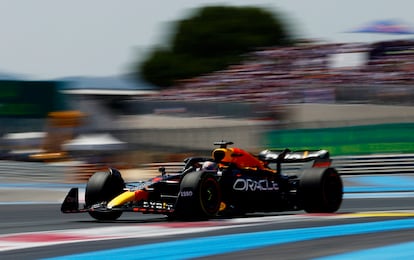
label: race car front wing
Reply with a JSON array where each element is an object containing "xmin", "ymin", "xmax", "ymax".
[{"xmin": 61, "ymin": 187, "xmax": 176, "ymax": 215}]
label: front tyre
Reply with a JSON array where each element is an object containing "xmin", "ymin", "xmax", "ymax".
[
  {"xmin": 299, "ymin": 167, "xmax": 343, "ymax": 213},
  {"xmin": 172, "ymin": 171, "xmax": 221, "ymax": 220},
  {"xmin": 85, "ymin": 169, "xmax": 125, "ymax": 221}
]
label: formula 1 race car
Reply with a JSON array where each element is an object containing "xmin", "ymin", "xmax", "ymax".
[{"xmin": 61, "ymin": 141, "xmax": 343, "ymax": 220}]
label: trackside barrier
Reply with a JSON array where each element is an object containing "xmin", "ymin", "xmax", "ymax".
[
  {"xmin": 0, "ymin": 160, "xmax": 70, "ymax": 183},
  {"xmin": 142, "ymin": 154, "xmax": 414, "ymax": 176},
  {"xmin": 0, "ymin": 154, "xmax": 413, "ymax": 183},
  {"xmin": 277, "ymin": 153, "xmax": 414, "ymax": 175},
  {"xmin": 332, "ymin": 153, "xmax": 414, "ymax": 175}
]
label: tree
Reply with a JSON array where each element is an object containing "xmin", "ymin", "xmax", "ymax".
[{"xmin": 137, "ymin": 5, "xmax": 294, "ymax": 88}]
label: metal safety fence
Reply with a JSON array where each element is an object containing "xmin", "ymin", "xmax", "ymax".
[{"xmin": 0, "ymin": 153, "xmax": 413, "ymax": 183}]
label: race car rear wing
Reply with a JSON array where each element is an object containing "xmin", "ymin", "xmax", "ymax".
[{"xmin": 258, "ymin": 149, "xmax": 330, "ymax": 163}]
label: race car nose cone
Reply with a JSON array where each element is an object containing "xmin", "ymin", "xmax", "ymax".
[{"xmin": 107, "ymin": 191, "xmax": 136, "ymax": 208}]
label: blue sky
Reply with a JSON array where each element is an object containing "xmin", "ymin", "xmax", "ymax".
[{"xmin": 0, "ymin": 0, "xmax": 413, "ymax": 79}]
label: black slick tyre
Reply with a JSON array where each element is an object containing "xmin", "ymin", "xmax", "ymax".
[
  {"xmin": 85, "ymin": 169, "xmax": 125, "ymax": 221},
  {"xmin": 172, "ymin": 171, "xmax": 221, "ymax": 220},
  {"xmin": 299, "ymin": 167, "xmax": 343, "ymax": 213}
]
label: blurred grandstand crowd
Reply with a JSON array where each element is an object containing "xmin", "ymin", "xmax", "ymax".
[
  {"xmin": 4, "ymin": 40, "xmax": 414, "ymax": 169},
  {"xmin": 145, "ymin": 40, "xmax": 414, "ymax": 105}
]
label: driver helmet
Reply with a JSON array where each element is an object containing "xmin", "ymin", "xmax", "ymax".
[{"xmin": 201, "ymin": 161, "xmax": 218, "ymax": 171}]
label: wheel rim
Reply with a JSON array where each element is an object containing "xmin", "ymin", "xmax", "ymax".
[{"xmin": 200, "ymin": 177, "xmax": 221, "ymax": 215}]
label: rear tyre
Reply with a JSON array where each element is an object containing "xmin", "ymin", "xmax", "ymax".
[
  {"xmin": 299, "ymin": 168, "xmax": 343, "ymax": 213},
  {"xmin": 85, "ymin": 169, "xmax": 125, "ymax": 221},
  {"xmin": 172, "ymin": 171, "xmax": 221, "ymax": 220}
]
